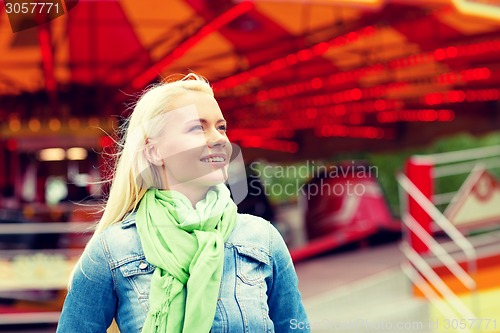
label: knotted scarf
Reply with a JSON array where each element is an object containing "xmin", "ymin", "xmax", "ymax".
[{"xmin": 136, "ymin": 184, "xmax": 237, "ymax": 333}]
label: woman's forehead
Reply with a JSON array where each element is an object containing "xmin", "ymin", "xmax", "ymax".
[
  {"xmin": 167, "ymin": 103, "xmax": 199, "ymax": 120},
  {"xmin": 161, "ymin": 102, "xmax": 223, "ymax": 124}
]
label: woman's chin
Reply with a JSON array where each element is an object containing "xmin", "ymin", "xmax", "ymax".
[{"xmin": 195, "ymin": 169, "xmax": 229, "ymax": 188}]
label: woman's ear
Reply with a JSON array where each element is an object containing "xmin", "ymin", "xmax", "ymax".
[{"xmin": 144, "ymin": 139, "xmax": 164, "ymax": 166}]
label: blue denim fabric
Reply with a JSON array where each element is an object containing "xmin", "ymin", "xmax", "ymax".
[{"xmin": 56, "ymin": 214, "xmax": 310, "ymax": 332}]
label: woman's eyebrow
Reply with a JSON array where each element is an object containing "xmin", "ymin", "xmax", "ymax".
[{"xmin": 185, "ymin": 118, "xmax": 226, "ymax": 125}]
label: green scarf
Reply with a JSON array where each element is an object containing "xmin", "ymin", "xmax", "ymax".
[{"xmin": 136, "ymin": 184, "xmax": 237, "ymax": 333}]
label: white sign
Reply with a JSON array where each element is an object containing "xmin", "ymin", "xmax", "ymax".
[{"xmin": 444, "ymin": 164, "xmax": 500, "ymax": 228}]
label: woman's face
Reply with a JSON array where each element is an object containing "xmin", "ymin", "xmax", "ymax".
[{"xmin": 150, "ymin": 91, "xmax": 232, "ymax": 192}]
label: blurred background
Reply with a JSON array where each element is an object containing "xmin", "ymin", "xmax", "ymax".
[{"xmin": 1, "ymin": 0, "xmax": 500, "ymax": 332}]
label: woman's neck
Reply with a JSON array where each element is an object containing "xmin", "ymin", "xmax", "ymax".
[{"xmin": 168, "ymin": 183, "xmax": 209, "ymax": 208}]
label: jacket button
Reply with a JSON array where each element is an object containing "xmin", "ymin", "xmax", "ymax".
[{"xmin": 139, "ymin": 261, "xmax": 148, "ymax": 270}]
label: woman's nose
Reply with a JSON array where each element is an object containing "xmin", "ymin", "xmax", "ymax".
[{"xmin": 206, "ymin": 128, "xmax": 227, "ymax": 148}]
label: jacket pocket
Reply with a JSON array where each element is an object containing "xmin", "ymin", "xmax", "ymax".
[
  {"xmin": 234, "ymin": 244, "xmax": 270, "ymax": 286},
  {"xmin": 118, "ymin": 257, "xmax": 155, "ymax": 297},
  {"xmin": 210, "ymin": 299, "xmax": 229, "ymax": 333}
]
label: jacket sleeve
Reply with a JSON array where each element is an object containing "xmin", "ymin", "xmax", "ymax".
[
  {"xmin": 56, "ymin": 233, "xmax": 117, "ymax": 333},
  {"xmin": 267, "ymin": 224, "xmax": 310, "ymax": 332}
]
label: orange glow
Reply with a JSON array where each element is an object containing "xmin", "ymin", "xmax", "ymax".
[
  {"xmin": 48, "ymin": 118, "xmax": 61, "ymax": 131},
  {"xmin": 8, "ymin": 118, "xmax": 21, "ymax": 132},
  {"xmin": 28, "ymin": 118, "xmax": 41, "ymax": 132}
]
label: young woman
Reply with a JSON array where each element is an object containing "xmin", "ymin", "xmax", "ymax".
[{"xmin": 56, "ymin": 73, "xmax": 309, "ymax": 332}]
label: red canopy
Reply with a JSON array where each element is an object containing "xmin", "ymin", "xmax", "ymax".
[{"xmin": 1, "ymin": 0, "xmax": 500, "ymax": 158}]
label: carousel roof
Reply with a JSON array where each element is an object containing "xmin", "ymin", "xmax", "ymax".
[{"xmin": 1, "ymin": 0, "xmax": 500, "ymax": 158}]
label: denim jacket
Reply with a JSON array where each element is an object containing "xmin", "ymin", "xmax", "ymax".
[{"xmin": 56, "ymin": 214, "xmax": 310, "ymax": 332}]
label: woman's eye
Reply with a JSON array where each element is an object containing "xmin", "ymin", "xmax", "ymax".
[
  {"xmin": 189, "ymin": 125, "xmax": 204, "ymax": 132},
  {"xmin": 218, "ymin": 125, "xmax": 227, "ymax": 132}
]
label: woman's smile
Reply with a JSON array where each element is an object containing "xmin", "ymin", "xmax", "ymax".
[{"xmin": 200, "ymin": 153, "xmax": 227, "ymax": 164}]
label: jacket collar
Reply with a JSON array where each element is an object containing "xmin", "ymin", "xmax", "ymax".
[{"xmin": 121, "ymin": 212, "xmax": 137, "ymax": 229}]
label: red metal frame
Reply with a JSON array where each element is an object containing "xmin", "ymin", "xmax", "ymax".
[{"xmin": 130, "ymin": 2, "xmax": 254, "ymax": 91}]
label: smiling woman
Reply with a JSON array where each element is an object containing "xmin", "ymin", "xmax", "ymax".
[
  {"xmin": 144, "ymin": 91, "xmax": 232, "ymax": 205},
  {"xmin": 55, "ymin": 73, "xmax": 309, "ymax": 333}
]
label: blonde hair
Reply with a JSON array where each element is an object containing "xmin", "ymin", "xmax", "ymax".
[{"xmin": 96, "ymin": 73, "xmax": 213, "ymax": 234}]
